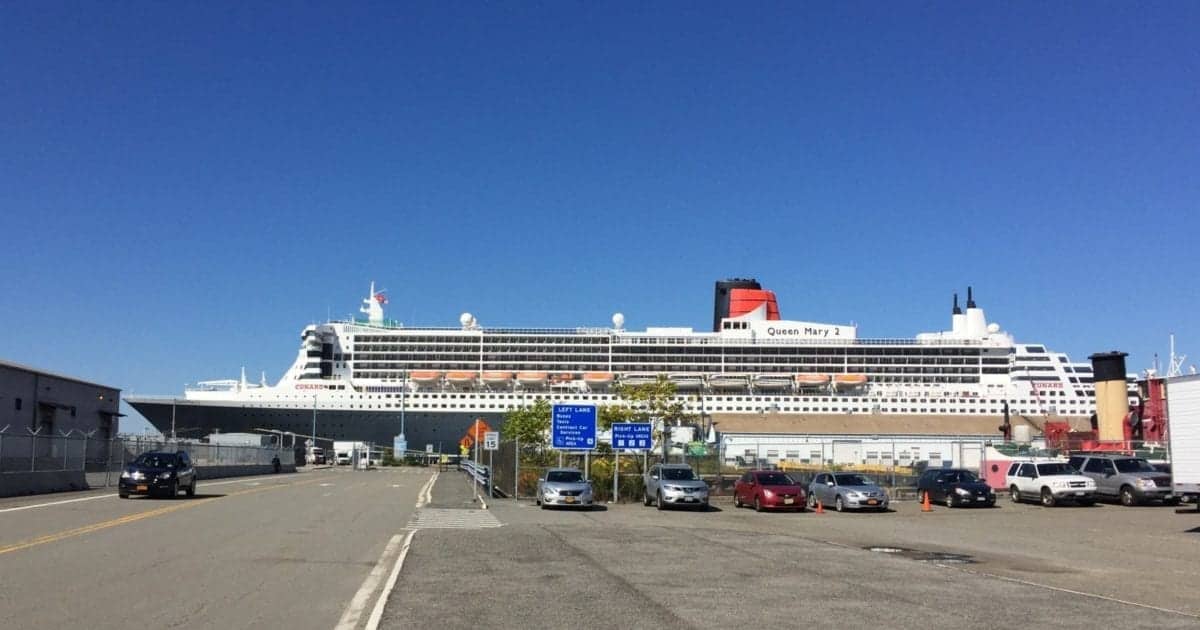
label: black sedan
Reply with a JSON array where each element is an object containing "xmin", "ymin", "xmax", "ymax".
[
  {"xmin": 119, "ymin": 451, "xmax": 197, "ymax": 499},
  {"xmin": 916, "ymin": 468, "xmax": 995, "ymax": 508}
]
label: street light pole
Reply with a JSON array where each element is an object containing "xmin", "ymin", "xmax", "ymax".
[
  {"xmin": 311, "ymin": 394, "xmax": 317, "ymax": 457},
  {"xmin": 400, "ymin": 368, "xmax": 407, "ymax": 441},
  {"xmin": 171, "ymin": 399, "xmax": 177, "ymax": 441}
]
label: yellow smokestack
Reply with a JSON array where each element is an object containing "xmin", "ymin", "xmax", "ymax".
[{"xmin": 1088, "ymin": 351, "xmax": 1129, "ymax": 442}]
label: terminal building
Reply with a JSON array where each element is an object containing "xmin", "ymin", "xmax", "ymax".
[{"xmin": 0, "ymin": 359, "xmax": 122, "ymax": 441}]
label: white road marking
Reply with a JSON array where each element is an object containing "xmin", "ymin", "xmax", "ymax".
[
  {"xmin": 0, "ymin": 494, "xmax": 113, "ymax": 513},
  {"xmin": 320, "ymin": 483, "xmax": 335, "ymax": 487},
  {"xmin": 0, "ymin": 476, "xmax": 292, "ymax": 514},
  {"xmin": 415, "ymin": 472, "xmax": 438, "ymax": 508},
  {"xmin": 335, "ymin": 533, "xmax": 404, "ymax": 630},
  {"xmin": 364, "ymin": 529, "xmax": 417, "ymax": 630},
  {"xmin": 391, "ymin": 484, "xmax": 400, "ymax": 488}
]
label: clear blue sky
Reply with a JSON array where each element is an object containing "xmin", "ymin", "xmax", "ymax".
[{"xmin": 2, "ymin": 3, "xmax": 1197, "ymax": 435}]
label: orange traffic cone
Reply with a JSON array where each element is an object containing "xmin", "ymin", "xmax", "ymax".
[
  {"xmin": 815, "ymin": 499, "xmax": 824, "ymax": 514},
  {"xmin": 921, "ymin": 491, "xmax": 933, "ymax": 512}
]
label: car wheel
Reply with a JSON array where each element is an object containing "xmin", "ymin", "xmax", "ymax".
[
  {"xmin": 186, "ymin": 481, "xmax": 196, "ymax": 497},
  {"xmin": 1010, "ymin": 486, "xmax": 1021, "ymax": 503},
  {"xmin": 734, "ymin": 493, "xmax": 742, "ymax": 508},
  {"xmin": 644, "ymin": 491, "xmax": 653, "ymax": 507},
  {"xmin": 945, "ymin": 492, "xmax": 955, "ymax": 508},
  {"xmin": 807, "ymin": 493, "xmax": 816, "ymax": 509},
  {"xmin": 118, "ymin": 491, "xmax": 129, "ymax": 499},
  {"xmin": 754, "ymin": 496, "xmax": 763, "ymax": 513},
  {"xmin": 535, "ymin": 497, "xmax": 541, "ymax": 507},
  {"xmin": 656, "ymin": 491, "xmax": 664, "ymax": 511},
  {"xmin": 835, "ymin": 496, "xmax": 845, "ymax": 512},
  {"xmin": 1119, "ymin": 486, "xmax": 1137, "ymax": 507},
  {"xmin": 169, "ymin": 482, "xmax": 178, "ymax": 498},
  {"xmin": 1040, "ymin": 487, "xmax": 1056, "ymax": 507}
]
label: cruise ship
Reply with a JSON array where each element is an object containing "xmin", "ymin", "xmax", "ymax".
[{"xmin": 127, "ymin": 279, "xmax": 1109, "ymax": 450}]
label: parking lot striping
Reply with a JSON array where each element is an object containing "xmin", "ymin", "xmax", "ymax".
[
  {"xmin": 335, "ymin": 533, "xmax": 405, "ymax": 630},
  {"xmin": 364, "ymin": 529, "xmax": 417, "ymax": 630},
  {"xmin": 0, "ymin": 477, "xmax": 327, "ymax": 557},
  {"xmin": 954, "ymin": 566, "xmax": 1200, "ymax": 620}
]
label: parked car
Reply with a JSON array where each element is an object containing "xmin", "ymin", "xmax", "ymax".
[
  {"xmin": 643, "ymin": 463, "xmax": 709, "ymax": 510},
  {"xmin": 1067, "ymin": 453, "xmax": 1177, "ymax": 506},
  {"xmin": 536, "ymin": 467, "xmax": 594, "ymax": 509},
  {"xmin": 1005, "ymin": 460, "xmax": 1096, "ymax": 507},
  {"xmin": 807, "ymin": 472, "xmax": 889, "ymax": 512},
  {"xmin": 916, "ymin": 468, "xmax": 996, "ymax": 508},
  {"xmin": 733, "ymin": 470, "xmax": 806, "ymax": 512},
  {"xmin": 119, "ymin": 451, "xmax": 197, "ymax": 499}
]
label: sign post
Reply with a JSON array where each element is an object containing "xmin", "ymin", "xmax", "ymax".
[{"xmin": 610, "ymin": 423, "xmax": 653, "ymax": 503}]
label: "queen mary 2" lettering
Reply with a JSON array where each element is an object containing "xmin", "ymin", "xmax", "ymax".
[{"xmin": 766, "ymin": 326, "xmax": 840, "ymax": 338}]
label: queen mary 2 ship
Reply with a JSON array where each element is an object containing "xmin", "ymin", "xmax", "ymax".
[{"xmin": 127, "ymin": 279, "xmax": 1107, "ymax": 449}]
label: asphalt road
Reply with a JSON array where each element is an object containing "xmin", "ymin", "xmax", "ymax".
[
  {"xmin": 0, "ymin": 467, "xmax": 433, "ymax": 630},
  {"xmin": 5, "ymin": 470, "xmax": 1199, "ymax": 630}
]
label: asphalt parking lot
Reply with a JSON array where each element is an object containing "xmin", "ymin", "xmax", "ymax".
[{"xmin": 383, "ymin": 480, "xmax": 1200, "ymax": 630}]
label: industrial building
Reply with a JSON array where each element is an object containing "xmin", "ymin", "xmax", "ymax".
[{"xmin": 0, "ymin": 359, "xmax": 121, "ymax": 441}]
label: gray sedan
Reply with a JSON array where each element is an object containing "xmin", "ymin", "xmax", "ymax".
[
  {"xmin": 536, "ymin": 467, "xmax": 595, "ymax": 509},
  {"xmin": 808, "ymin": 472, "xmax": 889, "ymax": 512}
]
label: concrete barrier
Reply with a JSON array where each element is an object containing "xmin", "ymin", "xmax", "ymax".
[{"xmin": 0, "ymin": 471, "xmax": 89, "ymax": 498}]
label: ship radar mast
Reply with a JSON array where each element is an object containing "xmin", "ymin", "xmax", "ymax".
[{"xmin": 361, "ymin": 281, "xmax": 387, "ymax": 326}]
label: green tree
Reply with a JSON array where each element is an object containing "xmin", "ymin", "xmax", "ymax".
[{"xmin": 501, "ymin": 398, "xmax": 551, "ymax": 446}]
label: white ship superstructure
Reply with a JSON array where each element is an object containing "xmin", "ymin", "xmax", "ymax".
[{"xmin": 128, "ymin": 280, "xmax": 1109, "ymax": 446}]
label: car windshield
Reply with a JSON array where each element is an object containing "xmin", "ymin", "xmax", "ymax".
[
  {"xmin": 546, "ymin": 471, "xmax": 584, "ymax": 483},
  {"xmin": 1114, "ymin": 459, "xmax": 1156, "ymax": 473},
  {"xmin": 834, "ymin": 474, "xmax": 871, "ymax": 486},
  {"xmin": 661, "ymin": 468, "xmax": 695, "ymax": 480},
  {"xmin": 134, "ymin": 454, "xmax": 177, "ymax": 468},
  {"xmin": 1036, "ymin": 463, "xmax": 1076, "ymax": 475},
  {"xmin": 757, "ymin": 473, "xmax": 795, "ymax": 485},
  {"xmin": 943, "ymin": 471, "xmax": 979, "ymax": 483}
]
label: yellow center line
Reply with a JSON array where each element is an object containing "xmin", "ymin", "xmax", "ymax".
[{"xmin": 0, "ymin": 477, "xmax": 326, "ymax": 556}]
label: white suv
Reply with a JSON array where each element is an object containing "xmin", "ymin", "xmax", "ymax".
[{"xmin": 1006, "ymin": 460, "xmax": 1096, "ymax": 507}]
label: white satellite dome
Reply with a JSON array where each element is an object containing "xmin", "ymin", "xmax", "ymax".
[
  {"xmin": 987, "ymin": 323, "xmax": 1000, "ymax": 334},
  {"xmin": 460, "ymin": 313, "xmax": 473, "ymax": 327},
  {"xmin": 612, "ymin": 313, "xmax": 625, "ymax": 329}
]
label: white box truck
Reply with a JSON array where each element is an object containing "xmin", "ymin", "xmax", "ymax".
[
  {"xmin": 1167, "ymin": 374, "xmax": 1200, "ymax": 510},
  {"xmin": 332, "ymin": 441, "xmax": 369, "ymax": 467}
]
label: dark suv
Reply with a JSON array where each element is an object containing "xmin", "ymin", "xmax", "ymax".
[
  {"xmin": 1067, "ymin": 453, "xmax": 1176, "ymax": 506},
  {"xmin": 917, "ymin": 468, "xmax": 996, "ymax": 508},
  {"xmin": 119, "ymin": 451, "xmax": 197, "ymax": 499}
]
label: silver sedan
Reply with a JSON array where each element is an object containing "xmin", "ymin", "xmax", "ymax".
[{"xmin": 536, "ymin": 467, "xmax": 595, "ymax": 509}]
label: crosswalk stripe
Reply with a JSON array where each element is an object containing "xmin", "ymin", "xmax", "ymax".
[{"xmin": 407, "ymin": 508, "xmax": 502, "ymax": 529}]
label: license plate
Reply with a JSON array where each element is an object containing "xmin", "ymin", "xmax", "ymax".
[
  {"xmin": 783, "ymin": 498, "xmax": 794, "ymax": 505},
  {"xmin": 564, "ymin": 496, "xmax": 575, "ymax": 503},
  {"xmin": 977, "ymin": 497, "xmax": 989, "ymax": 502},
  {"xmin": 1074, "ymin": 492, "xmax": 1086, "ymax": 496},
  {"xmin": 866, "ymin": 499, "xmax": 878, "ymax": 505},
  {"xmin": 136, "ymin": 485, "xmax": 148, "ymax": 492}
]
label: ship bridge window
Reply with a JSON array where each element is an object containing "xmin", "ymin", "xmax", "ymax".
[{"xmin": 1025, "ymin": 346, "xmax": 1046, "ymax": 354}]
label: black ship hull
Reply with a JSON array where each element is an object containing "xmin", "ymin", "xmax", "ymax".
[{"xmin": 127, "ymin": 400, "xmax": 506, "ymax": 454}]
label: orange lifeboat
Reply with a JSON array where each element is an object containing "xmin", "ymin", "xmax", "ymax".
[
  {"xmin": 795, "ymin": 374, "xmax": 831, "ymax": 389},
  {"xmin": 517, "ymin": 371, "xmax": 548, "ymax": 386},
  {"xmin": 446, "ymin": 371, "xmax": 478, "ymax": 387},
  {"xmin": 583, "ymin": 372, "xmax": 614, "ymax": 388},
  {"xmin": 481, "ymin": 371, "xmax": 512, "ymax": 386},
  {"xmin": 409, "ymin": 370, "xmax": 441, "ymax": 384},
  {"xmin": 551, "ymin": 372, "xmax": 575, "ymax": 384},
  {"xmin": 834, "ymin": 374, "xmax": 868, "ymax": 389}
]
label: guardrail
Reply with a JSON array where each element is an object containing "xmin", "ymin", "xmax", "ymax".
[{"xmin": 460, "ymin": 458, "xmax": 491, "ymax": 495}]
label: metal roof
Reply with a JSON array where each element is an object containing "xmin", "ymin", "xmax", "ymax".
[{"xmin": 0, "ymin": 358, "xmax": 121, "ymax": 392}]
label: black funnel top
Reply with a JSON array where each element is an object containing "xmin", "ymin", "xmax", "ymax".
[
  {"xmin": 713, "ymin": 278, "xmax": 761, "ymax": 332},
  {"xmin": 952, "ymin": 293, "xmax": 962, "ymax": 315},
  {"xmin": 966, "ymin": 286, "xmax": 976, "ymax": 309},
  {"xmin": 1088, "ymin": 351, "xmax": 1129, "ymax": 383}
]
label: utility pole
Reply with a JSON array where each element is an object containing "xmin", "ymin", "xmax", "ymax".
[{"xmin": 311, "ymin": 395, "xmax": 317, "ymax": 460}]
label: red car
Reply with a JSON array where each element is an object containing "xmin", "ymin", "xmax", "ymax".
[{"xmin": 733, "ymin": 470, "xmax": 807, "ymax": 512}]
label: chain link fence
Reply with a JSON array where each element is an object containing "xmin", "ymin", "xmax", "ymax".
[
  {"xmin": 485, "ymin": 438, "xmax": 952, "ymax": 503},
  {"xmin": 0, "ymin": 428, "xmax": 295, "ymax": 492}
]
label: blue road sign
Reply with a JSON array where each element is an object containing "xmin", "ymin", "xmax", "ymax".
[
  {"xmin": 610, "ymin": 423, "xmax": 653, "ymax": 452},
  {"xmin": 551, "ymin": 404, "xmax": 597, "ymax": 450}
]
